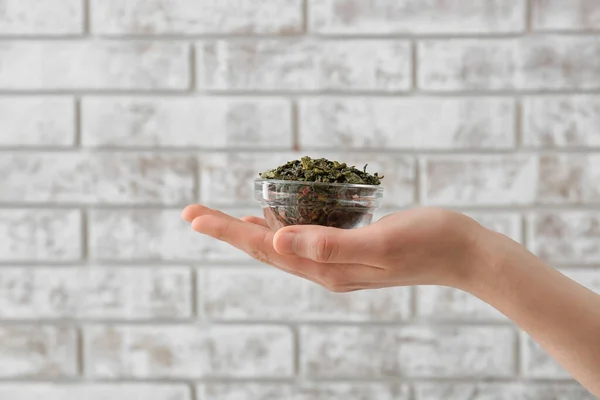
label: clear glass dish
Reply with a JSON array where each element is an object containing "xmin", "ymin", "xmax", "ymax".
[{"xmin": 254, "ymin": 179, "xmax": 383, "ymax": 230}]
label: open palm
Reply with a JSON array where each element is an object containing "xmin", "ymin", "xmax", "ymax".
[{"xmin": 182, "ymin": 205, "xmax": 484, "ymax": 292}]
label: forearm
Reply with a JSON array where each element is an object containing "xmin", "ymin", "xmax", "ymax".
[{"xmin": 462, "ymin": 230, "xmax": 600, "ymax": 396}]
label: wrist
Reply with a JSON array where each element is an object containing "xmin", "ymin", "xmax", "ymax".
[{"xmin": 452, "ymin": 224, "xmax": 512, "ymax": 295}]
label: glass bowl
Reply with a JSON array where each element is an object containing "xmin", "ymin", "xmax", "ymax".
[{"xmin": 254, "ymin": 179, "xmax": 383, "ymax": 230}]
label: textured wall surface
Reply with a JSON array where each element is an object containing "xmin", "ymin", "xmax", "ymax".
[{"xmin": 0, "ymin": 0, "xmax": 599, "ymax": 399}]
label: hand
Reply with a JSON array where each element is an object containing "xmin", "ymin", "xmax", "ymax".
[
  {"xmin": 183, "ymin": 204, "xmax": 600, "ymax": 397},
  {"xmin": 182, "ymin": 205, "xmax": 488, "ymax": 292}
]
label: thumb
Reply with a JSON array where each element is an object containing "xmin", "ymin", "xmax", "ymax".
[{"xmin": 273, "ymin": 225, "xmax": 377, "ymax": 264}]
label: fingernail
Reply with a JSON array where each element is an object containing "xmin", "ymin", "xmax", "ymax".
[{"xmin": 276, "ymin": 232, "xmax": 297, "ymax": 254}]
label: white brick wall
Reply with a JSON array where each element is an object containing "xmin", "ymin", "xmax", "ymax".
[
  {"xmin": 0, "ymin": 384, "xmax": 191, "ymax": 400},
  {"xmin": 309, "ymin": 0, "xmax": 527, "ymax": 34},
  {"xmin": 531, "ymin": 0, "xmax": 600, "ymax": 31},
  {"xmin": 1, "ymin": 1, "xmax": 598, "ymax": 398},
  {"xmin": 0, "ymin": 42, "xmax": 190, "ymax": 90},
  {"xmin": 0, "ymin": 267, "xmax": 192, "ymax": 319},
  {"xmin": 84, "ymin": 325, "xmax": 294, "ymax": 378},
  {"xmin": 196, "ymin": 40, "xmax": 411, "ymax": 92},
  {"xmin": 299, "ymin": 97, "xmax": 516, "ymax": 149},
  {"xmin": 0, "ymin": 0, "xmax": 83, "ymax": 35},
  {"xmin": 90, "ymin": 0, "xmax": 303, "ymax": 35},
  {"xmin": 301, "ymin": 326, "xmax": 516, "ymax": 378},
  {"xmin": 197, "ymin": 383, "xmax": 411, "ymax": 400},
  {"xmin": 0, "ymin": 97, "xmax": 75, "ymax": 146},
  {"xmin": 81, "ymin": 97, "xmax": 293, "ymax": 148},
  {"xmin": 201, "ymin": 268, "xmax": 411, "ymax": 321},
  {"xmin": 0, "ymin": 325, "xmax": 77, "ymax": 378}
]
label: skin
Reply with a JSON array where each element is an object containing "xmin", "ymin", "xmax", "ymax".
[{"xmin": 182, "ymin": 204, "xmax": 600, "ymax": 396}]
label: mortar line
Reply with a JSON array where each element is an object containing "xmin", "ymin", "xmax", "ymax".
[
  {"xmin": 191, "ymin": 267, "xmax": 199, "ymax": 319},
  {"xmin": 0, "ymin": 90, "xmax": 599, "ymax": 97},
  {"xmin": 302, "ymin": 0, "xmax": 309, "ymax": 34},
  {"xmin": 0, "ymin": 319, "xmax": 518, "ymax": 327},
  {"xmin": 526, "ymin": 0, "xmax": 533, "ymax": 33},
  {"xmin": 521, "ymin": 214, "xmax": 528, "ymax": 250},
  {"xmin": 0, "ymin": 377, "xmax": 577, "ymax": 384},
  {"xmin": 292, "ymin": 324, "xmax": 301, "ymax": 379},
  {"xmin": 189, "ymin": 44, "xmax": 196, "ymax": 92},
  {"xmin": 410, "ymin": 287, "xmax": 419, "ymax": 321},
  {"xmin": 292, "ymin": 99, "xmax": 301, "ymax": 151},
  {"xmin": 76, "ymin": 326, "xmax": 85, "ymax": 377},
  {"xmin": 3, "ymin": 147, "xmax": 600, "ymax": 154},
  {"xmin": 193, "ymin": 155, "xmax": 201, "ymax": 203},
  {"xmin": 408, "ymin": 384, "xmax": 416, "ymax": 400},
  {"xmin": 74, "ymin": 97, "xmax": 82, "ymax": 147},
  {"xmin": 515, "ymin": 329, "xmax": 522, "ymax": 377},
  {"xmin": 515, "ymin": 97, "xmax": 523, "ymax": 148},
  {"xmin": 411, "ymin": 40, "xmax": 418, "ymax": 92},
  {"xmin": 80, "ymin": 209, "xmax": 89, "ymax": 263},
  {"xmin": 189, "ymin": 382, "xmax": 197, "ymax": 400},
  {"xmin": 0, "ymin": 31, "xmax": 597, "ymax": 40},
  {"xmin": 413, "ymin": 157, "xmax": 421, "ymax": 206},
  {"xmin": 83, "ymin": 0, "xmax": 91, "ymax": 35}
]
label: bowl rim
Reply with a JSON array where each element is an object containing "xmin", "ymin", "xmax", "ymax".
[{"xmin": 254, "ymin": 178, "xmax": 383, "ymax": 190}]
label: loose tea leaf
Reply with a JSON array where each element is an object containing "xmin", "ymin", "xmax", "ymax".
[
  {"xmin": 256, "ymin": 157, "xmax": 383, "ymax": 229},
  {"xmin": 259, "ymin": 156, "xmax": 383, "ymax": 185}
]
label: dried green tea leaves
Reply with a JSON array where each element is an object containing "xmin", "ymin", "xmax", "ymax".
[
  {"xmin": 259, "ymin": 156, "xmax": 383, "ymax": 185},
  {"xmin": 256, "ymin": 156, "xmax": 383, "ymax": 229}
]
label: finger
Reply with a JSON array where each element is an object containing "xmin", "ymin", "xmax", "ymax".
[
  {"xmin": 192, "ymin": 213, "xmax": 377, "ymax": 286},
  {"xmin": 182, "ymin": 204, "xmax": 216, "ymax": 223},
  {"xmin": 240, "ymin": 215, "xmax": 269, "ymax": 228},
  {"xmin": 192, "ymin": 213, "xmax": 321, "ymax": 286},
  {"xmin": 191, "ymin": 214, "xmax": 354, "ymax": 280},
  {"xmin": 273, "ymin": 224, "xmax": 383, "ymax": 265}
]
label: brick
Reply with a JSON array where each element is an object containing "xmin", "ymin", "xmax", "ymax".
[
  {"xmin": 0, "ymin": 97, "xmax": 74, "ymax": 146},
  {"xmin": 466, "ymin": 213, "xmax": 523, "ymax": 242},
  {"xmin": 417, "ymin": 287, "xmax": 504, "ymax": 321},
  {"xmin": 299, "ymin": 98, "xmax": 515, "ymax": 150},
  {"xmin": 0, "ymin": 210, "xmax": 81, "ymax": 261},
  {"xmin": 523, "ymin": 96, "xmax": 600, "ymax": 148},
  {"xmin": 309, "ymin": 0, "xmax": 525, "ymax": 34},
  {"xmin": 196, "ymin": 40, "xmax": 411, "ymax": 92},
  {"xmin": 91, "ymin": 0, "xmax": 302, "ymax": 35},
  {"xmin": 0, "ymin": 0, "xmax": 82, "ymax": 35},
  {"xmin": 301, "ymin": 326, "xmax": 515, "ymax": 378},
  {"xmin": 528, "ymin": 212, "xmax": 600, "ymax": 264},
  {"xmin": 421, "ymin": 155, "xmax": 537, "ymax": 206},
  {"xmin": 84, "ymin": 325, "xmax": 293, "ymax": 378},
  {"xmin": 88, "ymin": 209, "xmax": 254, "ymax": 261},
  {"xmin": 536, "ymin": 154, "xmax": 600, "ymax": 204},
  {"xmin": 521, "ymin": 333, "xmax": 571, "ymax": 378},
  {"xmin": 201, "ymin": 268, "xmax": 411, "ymax": 321},
  {"xmin": 415, "ymin": 382, "xmax": 595, "ymax": 400},
  {"xmin": 82, "ymin": 97, "xmax": 292, "ymax": 149},
  {"xmin": 0, "ymin": 42, "xmax": 188, "ymax": 90},
  {"xmin": 0, "ymin": 384, "xmax": 191, "ymax": 400},
  {"xmin": 0, "ymin": 267, "xmax": 192, "ymax": 320},
  {"xmin": 0, "ymin": 325, "xmax": 76, "ymax": 377},
  {"xmin": 198, "ymin": 383, "xmax": 294, "ymax": 400},
  {"xmin": 197, "ymin": 383, "xmax": 410, "ymax": 400},
  {"xmin": 0, "ymin": 153, "xmax": 195, "ymax": 205},
  {"xmin": 532, "ymin": 0, "xmax": 600, "ymax": 31},
  {"xmin": 200, "ymin": 152, "xmax": 415, "ymax": 208},
  {"xmin": 418, "ymin": 37, "xmax": 600, "ymax": 91}
]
